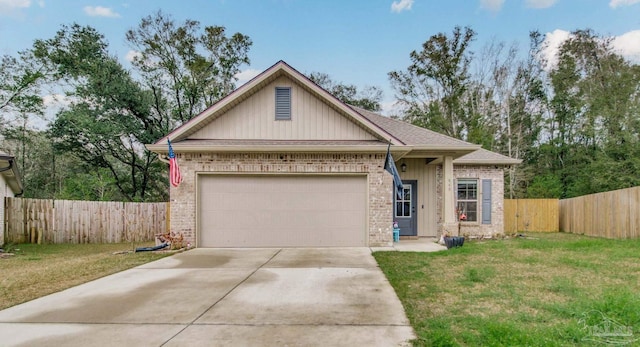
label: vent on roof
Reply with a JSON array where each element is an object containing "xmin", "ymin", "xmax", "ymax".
[{"xmin": 275, "ymin": 87, "xmax": 291, "ymax": 120}]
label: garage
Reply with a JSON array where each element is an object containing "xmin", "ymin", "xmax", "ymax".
[{"xmin": 197, "ymin": 175, "xmax": 367, "ymax": 247}]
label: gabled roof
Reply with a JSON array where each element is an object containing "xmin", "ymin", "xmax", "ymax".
[
  {"xmin": 145, "ymin": 60, "xmax": 519, "ymax": 165},
  {"xmin": 350, "ymin": 106, "xmax": 479, "ymax": 151},
  {"xmin": 0, "ymin": 151, "xmax": 23, "ymax": 195},
  {"xmin": 454, "ymin": 148, "xmax": 522, "ymax": 165},
  {"xmin": 149, "ymin": 60, "xmax": 402, "ymax": 149}
]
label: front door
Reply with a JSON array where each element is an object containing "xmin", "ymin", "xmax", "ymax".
[{"xmin": 395, "ymin": 180, "xmax": 417, "ymax": 236}]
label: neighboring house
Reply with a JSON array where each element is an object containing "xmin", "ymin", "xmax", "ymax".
[
  {"xmin": 0, "ymin": 151, "xmax": 23, "ymax": 246},
  {"xmin": 147, "ymin": 61, "xmax": 520, "ymax": 248}
]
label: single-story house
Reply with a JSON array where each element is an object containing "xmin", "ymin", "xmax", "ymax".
[
  {"xmin": 147, "ymin": 61, "xmax": 520, "ymax": 248},
  {"xmin": 0, "ymin": 151, "xmax": 23, "ymax": 246}
]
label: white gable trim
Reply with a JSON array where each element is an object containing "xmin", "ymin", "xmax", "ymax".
[{"xmin": 153, "ymin": 61, "xmax": 402, "ymax": 146}]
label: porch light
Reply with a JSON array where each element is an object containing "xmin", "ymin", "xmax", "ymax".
[{"xmin": 401, "ymin": 162, "xmax": 407, "ymax": 172}]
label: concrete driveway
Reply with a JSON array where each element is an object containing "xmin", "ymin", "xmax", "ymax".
[{"xmin": 0, "ymin": 248, "xmax": 415, "ymax": 346}]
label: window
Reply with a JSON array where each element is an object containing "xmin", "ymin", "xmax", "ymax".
[
  {"xmin": 275, "ymin": 87, "xmax": 291, "ymax": 120},
  {"xmin": 457, "ymin": 179, "xmax": 477, "ymax": 222},
  {"xmin": 395, "ymin": 184, "xmax": 412, "ymax": 218}
]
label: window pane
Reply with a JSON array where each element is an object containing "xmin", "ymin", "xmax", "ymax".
[
  {"xmin": 404, "ymin": 202, "xmax": 410, "ymax": 216},
  {"xmin": 457, "ymin": 201, "xmax": 478, "ymax": 222},
  {"xmin": 457, "ymin": 179, "xmax": 478, "ymax": 201},
  {"xmin": 469, "ymin": 186, "xmax": 477, "ymax": 199},
  {"xmin": 467, "ymin": 202, "xmax": 477, "ymax": 221},
  {"xmin": 396, "ymin": 202, "xmax": 402, "ymax": 217}
]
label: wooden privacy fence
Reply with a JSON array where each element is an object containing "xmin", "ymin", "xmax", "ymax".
[
  {"xmin": 4, "ymin": 198, "xmax": 169, "ymax": 244},
  {"xmin": 504, "ymin": 199, "xmax": 559, "ymax": 233},
  {"xmin": 559, "ymin": 187, "xmax": 640, "ymax": 239}
]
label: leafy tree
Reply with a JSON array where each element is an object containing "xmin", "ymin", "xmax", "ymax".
[
  {"xmin": 1, "ymin": 129, "xmax": 51, "ymax": 198},
  {"xmin": 0, "ymin": 50, "xmax": 49, "ymax": 179},
  {"xmin": 307, "ymin": 72, "xmax": 383, "ymax": 111},
  {"xmin": 33, "ymin": 24, "xmax": 166, "ymax": 201},
  {"xmin": 26, "ymin": 15, "xmax": 253, "ymax": 202},
  {"xmin": 544, "ymin": 29, "xmax": 640, "ymax": 197},
  {"xmin": 57, "ymin": 167, "xmax": 121, "ymax": 201},
  {"xmin": 126, "ymin": 10, "xmax": 252, "ymax": 128},
  {"xmin": 389, "ymin": 26, "xmax": 476, "ymax": 139},
  {"xmin": 0, "ymin": 51, "xmax": 46, "ymax": 117}
]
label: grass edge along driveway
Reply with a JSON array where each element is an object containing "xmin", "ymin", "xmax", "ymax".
[
  {"xmin": 1, "ymin": 243, "xmax": 172, "ymax": 311},
  {"xmin": 374, "ymin": 233, "xmax": 640, "ymax": 346}
]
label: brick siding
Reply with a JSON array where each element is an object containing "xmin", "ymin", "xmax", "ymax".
[
  {"xmin": 169, "ymin": 152, "xmax": 394, "ymax": 247},
  {"xmin": 436, "ymin": 164, "xmax": 505, "ymax": 238}
]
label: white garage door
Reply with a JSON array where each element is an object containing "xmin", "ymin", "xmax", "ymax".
[{"xmin": 198, "ymin": 175, "xmax": 367, "ymax": 247}]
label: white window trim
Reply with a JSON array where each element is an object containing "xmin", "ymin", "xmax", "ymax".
[{"xmin": 456, "ymin": 178, "xmax": 479, "ymax": 223}]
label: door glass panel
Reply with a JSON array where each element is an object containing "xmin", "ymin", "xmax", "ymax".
[{"xmin": 395, "ymin": 184, "xmax": 412, "ymax": 218}]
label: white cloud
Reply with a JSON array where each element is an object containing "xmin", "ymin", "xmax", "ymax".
[
  {"xmin": 0, "ymin": 0, "xmax": 30, "ymax": 8},
  {"xmin": 235, "ymin": 68, "xmax": 261, "ymax": 85},
  {"xmin": 525, "ymin": 0, "xmax": 557, "ymax": 9},
  {"xmin": 380, "ymin": 100, "xmax": 405, "ymax": 117},
  {"xmin": 391, "ymin": 0, "xmax": 413, "ymax": 13},
  {"xmin": 0, "ymin": 0, "xmax": 31, "ymax": 15},
  {"xmin": 612, "ymin": 30, "xmax": 640, "ymax": 63},
  {"xmin": 540, "ymin": 29, "xmax": 640, "ymax": 70},
  {"xmin": 37, "ymin": 0, "xmax": 43, "ymax": 7},
  {"xmin": 83, "ymin": 6, "xmax": 120, "ymax": 18},
  {"xmin": 539, "ymin": 29, "xmax": 571, "ymax": 70},
  {"xmin": 125, "ymin": 50, "xmax": 142, "ymax": 62},
  {"xmin": 480, "ymin": 0, "xmax": 505, "ymax": 13},
  {"xmin": 609, "ymin": 0, "xmax": 640, "ymax": 8},
  {"xmin": 42, "ymin": 94, "xmax": 71, "ymax": 108}
]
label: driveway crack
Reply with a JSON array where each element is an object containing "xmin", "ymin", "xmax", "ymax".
[{"xmin": 160, "ymin": 248, "xmax": 282, "ymax": 346}]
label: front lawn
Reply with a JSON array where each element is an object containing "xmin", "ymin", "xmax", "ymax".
[
  {"xmin": 374, "ymin": 233, "xmax": 640, "ymax": 346},
  {"xmin": 0, "ymin": 243, "xmax": 173, "ymax": 310}
]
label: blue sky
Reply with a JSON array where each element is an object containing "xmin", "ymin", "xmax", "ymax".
[{"xmin": 1, "ymin": 0, "xmax": 639, "ymax": 112}]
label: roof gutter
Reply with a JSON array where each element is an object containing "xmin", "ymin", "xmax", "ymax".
[
  {"xmin": 146, "ymin": 144, "xmax": 412, "ymax": 154},
  {"xmin": 0, "ymin": 156, "xmax": 24, "ymax": 196},
  {"xmin": 454, "ymin": 158, "xmax": 523, "ymax": 165}
]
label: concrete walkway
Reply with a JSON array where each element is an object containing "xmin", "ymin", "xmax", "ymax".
[
  {"xmin": 0, "ymin": 248, "xmax": 416, "ymax": 346},
  {"xmin": 372, "ymin": 238, "xmax": 448, "ymax": 253}
]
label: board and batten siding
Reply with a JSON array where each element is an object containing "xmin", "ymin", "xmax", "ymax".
[
  {"xmin": 189, "ymin": 76, "xmax": 377, "ymax": 141},
  {"xmin": 398, "ymin": 159, "xmax": 438, "ymax": 237}
]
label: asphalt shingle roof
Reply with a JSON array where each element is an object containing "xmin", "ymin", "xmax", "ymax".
[
  {"xmin": 350, "ymin": 106, "xmax": 478, "ymax": 148},
  {"xmin": 350, "ymin": 106, "xmax": 521, "ymax": 164},
  {"xmin": 454, "ymin": 148, "xmax": 522, "ymax": 164}
]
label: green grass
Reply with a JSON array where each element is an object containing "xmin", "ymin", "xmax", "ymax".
[
  {"xmin": 374, "ymin": 232, "xmax": 640, "ymax": 346},
  {"xmin": 0, "ymin": 243, "xmax": 173, "ymax": 310}
]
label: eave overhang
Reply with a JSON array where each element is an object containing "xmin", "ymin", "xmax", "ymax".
[
  {"xmin": 454, "ymin": 158, "xmax": 523, "ymax": 165},
  {"xmin": 0, "ymin": 155, "xmax": 24, "ymax": 195},
  {"xmin": 150, "ymin": 61, "xmax": 403, "ymax": 148},
  {"xmin": 146, "ymin": 143, "xmax": 411, "ymax": 155}
]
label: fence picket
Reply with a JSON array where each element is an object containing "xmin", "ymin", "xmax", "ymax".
[
  {"xmin": 504, "ymin": 199, "xmax": 559, "ymax": 233},
  {"xmin": 5, "ymin": 198, "xmax": 167, "ymax": 244},
  {"xmin": 559, "ymin": 187, "xmax": 640, "ymax": 239}
]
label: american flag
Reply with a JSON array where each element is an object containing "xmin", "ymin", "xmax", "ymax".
[{"xmin": 168, "ymin": 138, "xmax": 182, "ymax": 187}]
